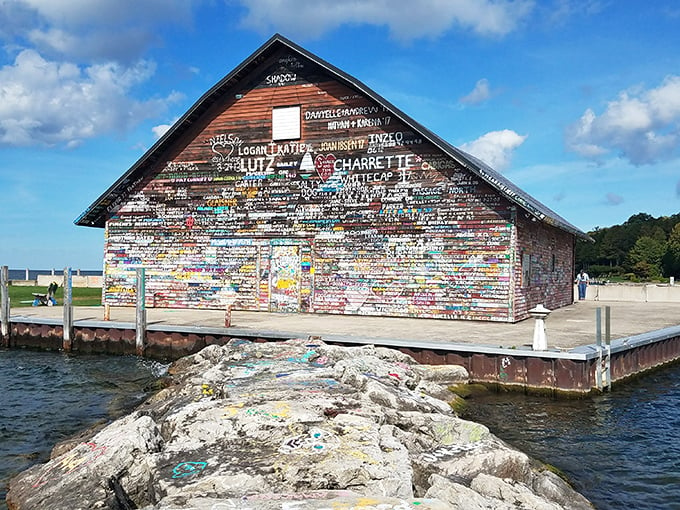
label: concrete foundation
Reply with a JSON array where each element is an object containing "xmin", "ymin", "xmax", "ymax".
[{"xmin": 577, "ymin": 282, "xmax": 680, "ymax": 302}]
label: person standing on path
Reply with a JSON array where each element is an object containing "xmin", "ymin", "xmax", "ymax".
[{"xmin": 576, "ymin": 269, "xmax": 590, "ymax": 300}]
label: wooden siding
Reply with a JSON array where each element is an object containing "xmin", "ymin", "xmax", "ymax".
[{"xmin": 103, "ymin": 48, "xmax": 567, "ymax": 322}]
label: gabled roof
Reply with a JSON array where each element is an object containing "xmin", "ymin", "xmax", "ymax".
[{"xmin": 75, "ymin": 34, "xmax": 591, "ymax": 241}]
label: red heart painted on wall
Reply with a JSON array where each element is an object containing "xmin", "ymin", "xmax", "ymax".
[{"xmin": 314, "ymin": 154, "xmax": 337, "ymax": 182}]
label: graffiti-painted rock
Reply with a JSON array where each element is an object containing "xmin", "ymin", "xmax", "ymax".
[{"xmin": 6, "ymin": 339, "xmax": 593, "ymax": 510}]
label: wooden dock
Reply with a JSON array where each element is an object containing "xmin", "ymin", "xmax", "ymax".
[{"xmin": 4, "ymin": 302, "xmax": 680, "ymax": 395}]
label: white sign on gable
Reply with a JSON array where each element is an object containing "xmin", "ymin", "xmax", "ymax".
[{"xmin": 272, "ymin": 105, "xmax": 301, "ymax": 141}]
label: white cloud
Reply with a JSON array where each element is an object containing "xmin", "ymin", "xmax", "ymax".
[
  {"xmin": 238, "ymin": 0, "xmax": 534, "ymax": 41},
  {"xmin": 460, "ymin": 78, "xmax": 491, "ymax": 105},
  {"xmin": 0, "ymin": 50, "xmax": 178, "ymax": 147},
  {"xmin": 152, "ymin": 118, "xmax": 180, "ymax": 140},
  {"xmin": 0, "ymin": 1, "xmax": 37, "ymax": 41},
  {"xmin": 20, "ymin": 0, "xmax": 192, "ymax": 26},
  {"xmin": 0, "ymin": 1, "xmax": 192, "ymax": 147},
  {"xmin": 2, "ymin": 0, "xmax": 194, "ymax": 62},
  {"xmin": 544, "ymin": 0, "xmax": 606, "ymax": 26},
  {"xmin": 566, "ymin": 75, "xmax": 680, "ymax": 165},
  {"xmin": 460, "ymin": 129, "xmax": 527, "ymax": 171},
  {"xmin": 27, "ymin": 26, "xmax": 158, "ymax": 62},
  {"xmin": 152, "ymin": 124, "xmax": 172, "ymax": 139}
]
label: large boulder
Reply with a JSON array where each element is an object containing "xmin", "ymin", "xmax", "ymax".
[{"xmin": 7, "ymin": 339, "xmax": 592, "ymax": 510}]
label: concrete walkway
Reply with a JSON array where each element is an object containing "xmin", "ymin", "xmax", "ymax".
[{"xmin": 11, "ymin": 300, "xmax": 680, "ymax": 350}]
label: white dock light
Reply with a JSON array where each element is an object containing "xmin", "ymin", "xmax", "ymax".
[{"xmin": 529, "ymin": 304, "xmax": 551, "ymax": 351}]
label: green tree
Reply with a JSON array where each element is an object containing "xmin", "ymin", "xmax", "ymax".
[
  {"xmin": 662, "ymin": 223, "xmax": 680, "ymax": 277},
  {"xmin": 626, "ymin": 236, "xmax": 667, "ymax": 279},
  {"xmin": 576, "ymin": 212, "xmax": 680, "ymax": 279},
  {"xmin": 598, "ymin": 226, "xmax": 628, "ymax": 266},
  {"xmin": 640, "ymin": 225, "xmax": 667, "ymax": 242}
]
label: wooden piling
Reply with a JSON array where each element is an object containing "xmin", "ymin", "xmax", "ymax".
[
  {"xmin": 135, "ymin": 268, "xmax": 146, "ymax": 356},
  {"xmin": 1, "ymin": 266, "xmax": 9, "ymax": 346},
  {"xmin": 595, "ymin": 306, "xmax": 612, "ymax": 391},
  {"xmin": 604, "ymin": 305, "xmax": 612, "ymax": 389},
  {"xmin": 63, "ymin": 267, "xmax": 73, "ymax": 351},
  {"xmin": 225, "ymin": 305, "xmax": 232, "ymax": 327}
]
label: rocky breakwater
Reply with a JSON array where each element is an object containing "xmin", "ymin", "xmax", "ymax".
[{"xmin": 7, "ymin": 339, "xmax": 593, "ymax": 510}]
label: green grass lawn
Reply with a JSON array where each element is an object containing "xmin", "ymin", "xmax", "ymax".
[{"xmin": 7, "ymin": 285, "xmax": 102, "ymax": 307}]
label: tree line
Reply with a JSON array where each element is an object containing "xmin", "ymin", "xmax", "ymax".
[{"xmin": 575, "ymin": 212, "xmax": 680, "ymax": 281}]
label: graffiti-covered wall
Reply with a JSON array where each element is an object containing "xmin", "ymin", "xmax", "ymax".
[
  {"xmin": 512, "ymin": 215, "xmax": 576, "ymax": 321},
  {"xmin": 103, "ymin": 47, "xmax": 571, "ymax": 322}
]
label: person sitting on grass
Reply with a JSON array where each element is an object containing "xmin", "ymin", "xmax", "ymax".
[{"xmin": 47, "ymin": 281, "xmax": 58, "ymax": 306}]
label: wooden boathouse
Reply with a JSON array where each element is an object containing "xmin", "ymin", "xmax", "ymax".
[{"xmin": 76, "ymin": 34, "xmax": 590, "ymax": 323}]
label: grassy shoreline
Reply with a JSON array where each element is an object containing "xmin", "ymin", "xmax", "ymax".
[{"xmin": 6, "ymin": 285, "xmax": 102, "ymax": 307}]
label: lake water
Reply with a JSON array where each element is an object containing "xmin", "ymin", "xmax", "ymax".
[
  {"xmin": 1, "ymin": 348, "xmax": 679, "ymax": 510},
  {"xmin": 6, "ymin": 269, "xmax": 102, "ymax": 280},
  {"xmin": 0, "ymin": 349, "xmax": 165, "ymax": 510},
  {"xmin": 462, "ymin": 363, "xmax": 680, "ymax": 510}
]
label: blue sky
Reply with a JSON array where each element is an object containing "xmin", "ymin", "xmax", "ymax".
[{"xmin": 1, "ymin": 0, "xmax": 679, "ymax": 270}]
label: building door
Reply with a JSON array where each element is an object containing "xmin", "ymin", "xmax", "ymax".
[{"xmin": 269, "ymin": 245, "xmax": 301, "ymax": 312}]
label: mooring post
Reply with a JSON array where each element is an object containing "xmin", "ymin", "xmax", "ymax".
[
  {"xmin": 595, "ymin": 307, "xmax": 611, "ymax": 391},
  {"xmin": 595, "ymin": 307, "xmax": 603, "ymax": 390},
  {"xmin": 63, "ymin": 267, "xmax": 73, "ymax": 351},
  {"xmin": 135, "ymin": 267, "xmax": 146, "ymax": 356},
  {"xmin": 605, "ymin": 305, "xmax": 611, "ymax": 345},
  {"xmin": 1, "ymin": 266, "xmax": 9, "ymax": 346},
  {"xmin": 604, "ymin": 305, "xmax": 611, "ymax": 390},
  {"xmin": 529, "ymin": 304, "xmax": 551, "ymax": 350}
]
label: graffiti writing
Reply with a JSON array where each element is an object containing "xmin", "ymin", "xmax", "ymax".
[
  {"xmin": 318, "ymin": 138, "xmax": 365, "ymax": 152},
  {"xmin": 209, "ymin": 133, "xmax": 243, "ymax": 171},
  {"xmin": 421, "ymin": 442, "xmax": 483, "ymax": 463},
  {"xmin": 33, "ymin": 442, "xmax": 108, "ymax": 488},
  {"xmin": 314, "ymin": 154, "xmax": 337, "ymax": 182},
  {"xmin": 281, "ymin": 378, "xmax": 339, "ymax": 389},
  {"xmin": 366, "ymin": 131, "xmax": 423, "ymax": 154},
  {"xmin": 327, "ymin": 115, "xmax": 391, "ymax": 130},
  {"xmin": 499, "ymin": 357, "xmax": 511, "ymax": 380},
  {"xmin": 305, "ymin": 106, "xmax": 381, "ymax": 120},
  {"xmin": 265, "ymin": 72, "xmax": 297, "ymax": 86},
  {"xmin": 205, "ymin": 499, "xmax": 424, "ymax": 510},
  {"xmin": 287, "ymin": 350, "xmax": 316, "ymax": 363},
  {"xmin": 280, "ymin": 428, "xmax": 338, "ymax": 454},
  {"xmin": 172, "ymin": 461, "xmax": 207, "ymax": 479},
  {"xmin": 278, "ymin": 55, "xmax": 304, "ymax": 70},
  {"xmin": 245, "ymin": 402, "xmax": 290, "ymax": 420},
  {"xmin": 332, "ymin": 153, "xmax": 416, "ymax": 172}
]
